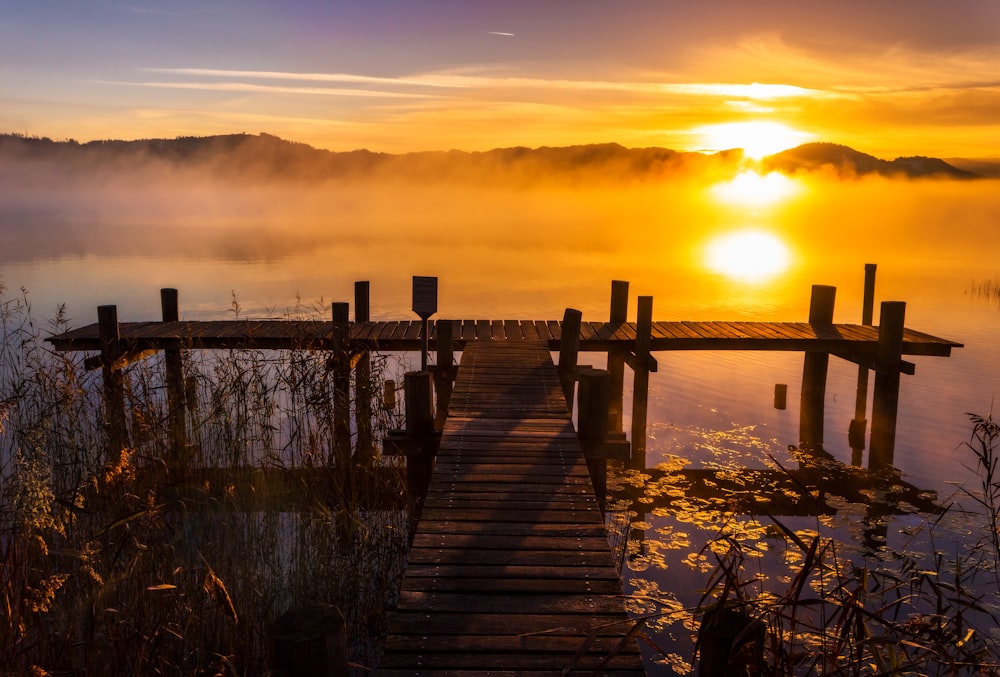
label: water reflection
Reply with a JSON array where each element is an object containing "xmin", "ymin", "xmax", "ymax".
[
  {"xmin": 709, "ymin": 169, "xmax": 801, "ymax": 207},
  {"xmin": 703, "ymin": 229, "xmax": 792, "ymax": 282}
]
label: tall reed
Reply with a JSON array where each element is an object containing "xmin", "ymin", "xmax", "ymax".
[{"xmin": 1, "ymin": 284, "xmax": 409, "ymax": 675}]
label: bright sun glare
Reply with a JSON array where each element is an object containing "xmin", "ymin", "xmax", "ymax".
[
  {"xmin": 705, "ymin": 230, "xmax": 791, "ymax": 282},
  {"xmin": 695, "ymin": 121, "xmax": 815, "ymax": 159},
  {"xmin": 710, "ymin": 170, "xmax": 800, "ymax": 207}
]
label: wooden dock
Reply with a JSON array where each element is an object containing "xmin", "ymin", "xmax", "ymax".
[
  {"xmin": 47, "ymin": 317, "xmax": 960, "ymax": 356},
  {"xmin": 379, "ymin": 340, "xmax": 644, "ymax": 676}
]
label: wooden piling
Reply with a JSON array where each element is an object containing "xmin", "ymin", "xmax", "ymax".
[
  {"xmin": 799, "ymin": 285, "xmax": 836, "ymax": 452},
  {"xmin": 607, "ymin": 280, "xmax": 629, "ymax": 433},
  {"xmin": 869, "ymin": 301, "xmax": 906, "ymax": 471},
  {"xmin": 557, "ymin": 308, "xmax": 582, "ymax": 410},
  {"xmin": 403, "ymin": 371, "xmax": 435, "ymax": 523},
  {"xmin": 160, "ymin": 289, "xmax": 187, "ymax": 470},
  {"xmin": 353, "ymin": 282, "xmax": 374, "ymax": 465},
  {"xmin": 98, "ymin": 305, "xmax": 129, "ymax": 456},
  {"xmin": 578, "ymin": 368, "xmax": 610, "ymax": 514},
  {"xmin": 631, "ymin": 295, "xmax": 653, "ymax": 470},
  {"xmin": 851, "ymin": 264, "xmax": 877, "ymax": 465},
  {"xmin": 433, "ymin": 319, "xmax": 455, "ymax": 430},
  {"xmin": 330, "ymin": 303, "xmax": 352, "ymax": 475}
]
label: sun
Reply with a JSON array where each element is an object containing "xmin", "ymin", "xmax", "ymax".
[
  {"xmin": 710, "ymin": 170, "xmax": 801, "ymax": 208},
  {"xmin": 694, "ymin": 121, "xmax": 815, "ymax": 159},
  {"xmin": 705, "ymin": 230, "xmax": 792, "ymax": 282}
]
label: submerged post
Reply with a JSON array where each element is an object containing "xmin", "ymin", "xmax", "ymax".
[
  {"xmin": 607, "ymin": 280, "xmax": 629, "ymax": 433},
  {"xmin": 98, "ymin": 305, "xmax": 129, "ymax": 456},
  {"xmin": 869, "ymin": 301, "xmax": 906, "ymax": 471},
  {"xmin": 354, "ymin": 282, "xmax": 375, "ymax": 465},
  {"xmin": 160, "ymin": 289, "xmax": 188, "ymax": 470},
  {"xmin": 631, "ymin": 295, "xmax": 653, "ymax": 470},
  {"xmin": 850, "ymin": 264, "xmax": 877, "ymax": 465},
  {"xmin": 558, "ymin": 308, "xmax": 582, "ymax": 411},
  {"xmin": 799, "ymin": 285, "xmax": 836, "ymax": 452}
]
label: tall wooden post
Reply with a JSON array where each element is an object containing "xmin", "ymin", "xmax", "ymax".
[
  {"xmin": 607, "ymin": 280, "xmax": 629, "ymax": 433},
  {"xmin": 799, "ymin": 285, "xmax": 836, "ymax": 452},
  {"xmin": 353, "ymin": 282, "xmax": 374, "ymax": 465},
  {"xmin": 558, "ymin": 308, "xmax": 582, "ymax": 411},
  {"xmin": 631, "ymin": 295, "xmax": 653, "ymax": 470},
  {"xmin": 98, "ymin": 305, "xmax": 129, "ymax": 456},
  {"xmin": 160, "ymin": 289, "xmax": 187, "ymax": 470},
  {"xmin": 433, "ymin": 319, "xmax": 455, "ymax": 430},
  {"xmin": 869, "ymin": 301, "xmax": 906, "ymax": 471},
  {"xmin": 850, "ymin": 264, "xmax": 877, "ymax": 465},
  {"xmin": 330, "ymin": 303, "xmax": 352, "ymax": 479},
  {"xmin": 404, "ymin": 371, "xmax": 435, "ymax": 523},
  {"xmin": 578, "ymin": 368, "xmax": 610, "ymax": 514}
]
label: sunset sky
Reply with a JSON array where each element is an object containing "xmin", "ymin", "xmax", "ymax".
[{"xmin": 2, "ymin": 1, "xmax": 999, "ymax": 159}]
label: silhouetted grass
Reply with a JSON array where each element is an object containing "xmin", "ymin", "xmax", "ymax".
[{"xmin": 1, "ymin": 283, "xmax": 409, "ymax": 675}]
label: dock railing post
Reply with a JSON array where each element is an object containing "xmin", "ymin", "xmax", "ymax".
[
  {"xmin": 353, "ymin": 282, "xmax": 375, "ymax": 466},
  {"xmin": 331, "ymin": 303, "xmax": 352, "ymax": 491},
  {"xmin": 403, "ymin": 371, "xmax": 435, "ymax": 524},
  {"xmin": 558, "ymin": 308, "xmax": 582, "ymax": 411},
  {"xmin": 850, "ymin": 264, "xmax": 877, "ymax": 465},
  {"xmin": 98, "ymin": 305, "xmax": 129, "ymax": 457},
  {"xmin": 630, "ymin": 295, "xmax": 653, "ymax": 470},
  {"xmin": 607, "ymin": 280, "xmax": 629, "ymax": 433},
  {"xmin": 160, "ymin": 289, "xmax": 188, "ymax": 471},
  {"xmin": 433, "ymin": 319, "xmax": 455, "ymax": 430},
  {"xmin": 578, "ymin": 368, "xmax": 610, "ymax": 514},
  {"xmin": 799, "ymin": 285, "xmax": 836, "ymax": 453},
  {"xmin": 869, "ymin": 301, "xmax": 906, "ymax": 471}
]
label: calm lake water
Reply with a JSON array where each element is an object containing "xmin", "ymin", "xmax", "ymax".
[{"xmin": 5, "ymin": 170, "xmax": 1000, "ymax": 672}]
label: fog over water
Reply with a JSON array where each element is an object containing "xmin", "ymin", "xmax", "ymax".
[{"xmin": 3, "ymin": 150, "xmax": 1000, "ymax": 492}]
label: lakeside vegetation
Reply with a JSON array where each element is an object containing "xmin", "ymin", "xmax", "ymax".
[{"xmin": 3, "ymin": 278, "xmax": 1000, "ymax": 675}]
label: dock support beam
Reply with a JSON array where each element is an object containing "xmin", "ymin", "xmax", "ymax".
[
  {"xmin": 869, "ymin": 301, "xmax": 906, "ymax": 471},
  {"xmin": 353, "ymin": 282, "xmax": 375, "ymax": 466},
  {"xmin": 607, "ymin": 280, "xmax": 629, "ymax": 434},
  {"xmin": 433, "ymin": 319, "xmax": 455, "ymax": 430},
  {"xmin": 331, "ymin": 303, "xmax": 352, "ymax": 493},
  {"xmin": 404, "ymin": 371, "xmax": 435, "ymax": 524},
  {"xmin": 799, "ymin": 285, "xmax": 836, "ymax": 452},
  {"xmin": 630, "ymin": 296, "xmax": 653, "ymax": 469},
  {"xmin": 98, "ymin": 305, "xmax": 129, "ymax": 457},
  {"xmin": 578, "ymin": 368, "xmax": 610, "ymax": 514},
  {"xmin": 161, "ymin": 289, "xmax": 188, "ymax": 470},
  {"xmin": 850, "ymin": 264, "xmax": 877, "ymax": 465},
  {"xmin": 558, "ymin": 308, "xmax": 582, "ymax": 411}
]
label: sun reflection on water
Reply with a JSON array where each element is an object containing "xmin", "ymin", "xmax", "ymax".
[
  {"xmin": 704, "ymin": 229, "xmax": 792, "ymax": 282},
  {"xmin": 710, "ymin": 169, "xmax": 801, "ymax": 207}
]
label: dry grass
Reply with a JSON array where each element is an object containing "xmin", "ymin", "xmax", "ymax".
[{"xmin": 1, "ymin": 284, "xmax": 410, "ymax": 675}]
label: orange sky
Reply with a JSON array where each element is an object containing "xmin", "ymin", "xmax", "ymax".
[{"xmin": 2, "ymin": 1, "xmax": 999, "ymax": 158}]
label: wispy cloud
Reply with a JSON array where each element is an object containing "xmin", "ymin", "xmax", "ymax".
[
  {"xmin": 98, "ymin": 79, "xmax": 431, "ymax": 98},
  {"xmin": 487, "ymin": 31, "xmax": 515, "ymax": 37}
]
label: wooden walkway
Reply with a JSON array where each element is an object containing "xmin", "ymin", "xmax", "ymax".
[
  {"xmin": 379, "ymin": 341, "xmax": 645, "ymax": 676},
  {"xmin": 48, "ymin": 318, "xmax": 961, "ymax": 356}
]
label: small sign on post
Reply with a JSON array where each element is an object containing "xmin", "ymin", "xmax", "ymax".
[{"xmin": 412, "ymin": 276, "xmax": 438, "ymax": 370}]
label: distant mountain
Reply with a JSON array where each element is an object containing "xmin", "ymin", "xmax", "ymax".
[
  {"xmin": 0, "ymin": 133, "xmax": 982, "ymax": 182},
  {"xmin": 760, "ymin": 142, "xmax": 975, "ymax": 179}
]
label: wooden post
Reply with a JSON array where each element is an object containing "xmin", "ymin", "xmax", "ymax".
[
  {"xmin": 578, "ymin": 368, "xmax": 610, "ymax": 514},
  {"xmin": 404, "ymin": 371, "xmax": 435, "ymax": 523},
  {"xmin": 607, "ymin": 280, "xmax": 629, "ymax": 433},
  {"xmin": 630, "ymin": 296, "xmax": 653, "ymax": 470},
  {"xmin": 799, "ymin": 285, "xmax": 836, "ymax": 452},
  {"xmin": 98, "ymin": 305, "xmax": 129, "ymax": 456},
  {"xmin": 330, "ymin": 303, "xmax": 352, "ymax": 477},
  {"xmin": 268, "ymin": 604, "xmax": 348, "ymax": 677},
  {"xmin": 558, "ymin": 308, "xmax": 582, "ymax": 411},
  {"xmin": 850, "ymin": 264, "xmax": 877, "ymax": 465},
  {"xmin": 869, "ymin": 301, "xmax": 906, "ymax": 471},
  {"xmin": 160, "ymin": 289, "xmax": 187, "ymax": 470},
  {"xmin": 433, "ymin": 319, "xmax": 454, "ymax": 430},
  {"xmin": 353, "ymin": 282, "xmax": 374, "ymax": 465},
  {"xmin": 697, "ymin": 604, "xmax": 765, "ymax": 677}
]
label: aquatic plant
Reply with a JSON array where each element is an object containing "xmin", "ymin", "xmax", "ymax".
[{"xmin": 0, "ymin": 286, "xmax": 409, "ymax": 675}]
